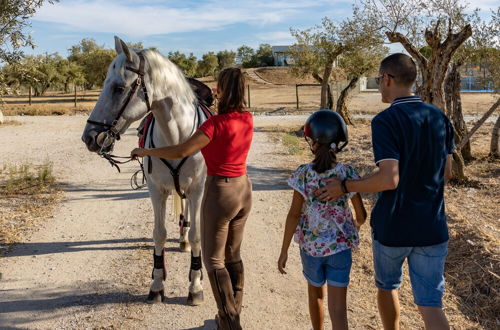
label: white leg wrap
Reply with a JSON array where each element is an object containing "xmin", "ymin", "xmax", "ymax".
[{"xmin": 151, "ymin": 269, "xmax": 165, "ymax": 291}]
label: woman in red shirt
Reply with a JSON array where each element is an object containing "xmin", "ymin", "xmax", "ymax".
[{"xmin": 131, "ymin": 68, "xmax": 253, "ymax": 330}]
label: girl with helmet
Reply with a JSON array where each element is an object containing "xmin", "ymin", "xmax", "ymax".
[{"xmin": 277, "ymin": 110, "xmax": 366, "ymax": 330}]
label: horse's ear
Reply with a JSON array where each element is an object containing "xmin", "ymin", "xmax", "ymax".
[
  {"xmin": 114, "ymin": 36, "xmax": 132, "ymax": 62},
  {"xmin": 114, "ymin": 36, "xmax": 124, "ymax": 54}
]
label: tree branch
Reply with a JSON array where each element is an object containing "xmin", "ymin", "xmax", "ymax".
[
  {"xmin": 457, "ymin": 97, "xmax": 500, "ymax": 150},
  {"xmin": 386, "ymin": 31, "xmax": 427, "ymax": 69}
]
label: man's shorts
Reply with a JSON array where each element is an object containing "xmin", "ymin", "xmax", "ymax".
[
  {"xmin": 372, "ymin": 238, "xmax": 448, "ymax": 307},
  {"xmin": 300, "ymin": 248, "xmax": 352, "ymax": 288}
]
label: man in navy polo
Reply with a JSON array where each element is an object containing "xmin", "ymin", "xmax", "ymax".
[{"xmin": 316, "ymin": 53, "xmax": 454, "ymax": 330}]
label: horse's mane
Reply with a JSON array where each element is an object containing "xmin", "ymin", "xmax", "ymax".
[{"xmin": 141, "ymin": 49, "xmax": 196, "ymax": 105}]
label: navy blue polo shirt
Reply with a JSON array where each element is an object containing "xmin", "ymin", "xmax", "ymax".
[{"xmin": 370, "ymin": 96, "xmax": 455, "ymax": 247}]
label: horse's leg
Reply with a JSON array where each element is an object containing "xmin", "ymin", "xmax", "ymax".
[
  {"xmin": 147, "ymin": 187, "xmax": 169, "ymax": 304},
  {"xmin": 186, "ymin": 185, "xmax": 204, "ymax": 306},
  {"xmin": 177, "ymin": 194, "xmax": 191, "ymax": 252}
]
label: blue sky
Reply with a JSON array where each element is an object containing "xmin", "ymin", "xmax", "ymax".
[{"xmin": 25, "ymin": 0, "xmax": 497, "ymax": 59}]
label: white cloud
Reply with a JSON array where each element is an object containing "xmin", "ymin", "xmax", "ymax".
[
  {"xmin": 256, "ymin": 31, "xmax": 295, "ymax": 44},
  {"xmin": 34, "ymin": 0, "xmax": 329, "ymax": 37}
]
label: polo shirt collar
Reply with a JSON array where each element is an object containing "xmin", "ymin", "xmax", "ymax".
[{"xmin": 391, "ymin": 95, "xmax": 422, "ymax": 106}]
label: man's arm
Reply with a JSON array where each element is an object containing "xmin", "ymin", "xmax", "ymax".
[
  {"xmin": 444, "ymin": 154, "xmax": 452, "ymax": 183},
  {"xmin": 315, "ymin": 160, "xmax": 399, "ymax": 201}
]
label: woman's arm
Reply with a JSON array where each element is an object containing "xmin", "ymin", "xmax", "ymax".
[
  {"xmin": 350, "ymin": 193, "xmax": 367, "ymax": 230},
  {"xmin": 131, "ymin": 130, "xmax": 210, "ymax": 159},
  {"xmin": 278, "ymin": 190, "xmax": 304, "ymax": 274}
]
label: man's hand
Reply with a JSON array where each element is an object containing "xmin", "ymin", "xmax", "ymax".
[{"xmin": 314, "ymin": 177, "xmax": 344, "ymax": 201}]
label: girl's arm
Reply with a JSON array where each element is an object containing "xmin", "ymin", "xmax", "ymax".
[
  {"xmin": 278, "ymin": 190, "xmax": 304, "ymax": 274},
  {"xmin": 131, "ymin": 130, "xmax": 210, "ymax": 159},
  {"xmin": 351, "ymin": 193, "xmax": 367, "ymax": 230}
]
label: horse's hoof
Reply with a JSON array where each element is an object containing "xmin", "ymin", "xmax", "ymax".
[
  {"xmin": 146, "ymin": 289, "xmax": 166, "ymax": 304},
  {"xmin": 187, "ymin": 291, "xmax": 204, "ymax": 306},
  {"xmin": 179, "ymin": 241, "xmax": 191, "ymax": 252}
]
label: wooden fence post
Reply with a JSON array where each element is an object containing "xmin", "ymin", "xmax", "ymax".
[
  {"xmin": 74, "ymin": 85, "xmax": 77, "ymax": 107},
  {"xmin": 247, "ymin": 85, "xmax": 251, "ymax": 108},
  {"xmin": 28, "ymin": 86, "xmax": 32, "ymax": 105},
  {"xmin": 296, "ymin": 84, "xmax": 299, "ymax": 109}
]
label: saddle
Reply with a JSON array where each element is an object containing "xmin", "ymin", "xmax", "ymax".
[
  {"xmin": 136, "ymin": 78, "xmax": 214, "ymax": 199},
  {"xmin": 137, "ymin": 78, "xmax": 214, "ymax": 148}
]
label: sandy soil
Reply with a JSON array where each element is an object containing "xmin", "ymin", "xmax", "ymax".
[{"xmin": 0, "ymin": 113, "xmax": 497, "ymax": 329}]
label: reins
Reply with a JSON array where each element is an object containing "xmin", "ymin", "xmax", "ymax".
[{"xmin": 87, "ymin": 52, "xmax": 212, "ymax": 194}]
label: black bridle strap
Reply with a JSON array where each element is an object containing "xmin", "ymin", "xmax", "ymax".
[{"xmin": 87, "ymin": 53, "xmax": 151, "ymax": 134}]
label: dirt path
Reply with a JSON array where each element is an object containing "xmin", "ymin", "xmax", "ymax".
[
  {"xmin": 0, "ymin": 115, "xmax": 482, "ymax": 329},
  {"xmin": 0, "ymin": 115, "xmax": 314, "ymax": 329}
]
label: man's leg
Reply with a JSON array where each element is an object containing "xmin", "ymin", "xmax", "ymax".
[
  {"xmin": 418, "ymin": 306, "xmax": 449, "ymax": 330},
  {"xmin": 308, "ymin": 283, "xmax": 326, "ymax": 330},
  {"xmin": 377, "ymin": 289, "xmax": 400, "ymax": 330},
  {"xmin": 372, "ymin": 238, "xmax": 410, "ymax": 330},
  {"xmin": 408, "ymin": 241, "xmax": 449, "ymax": 330}
]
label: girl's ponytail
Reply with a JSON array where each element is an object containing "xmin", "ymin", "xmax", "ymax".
[{"xmin": 312, "ymin": 144, "xmax": 337, "ymax": 173}]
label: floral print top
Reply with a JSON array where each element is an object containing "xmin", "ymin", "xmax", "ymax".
[{"xmin": 288, "ymin": 162, "xmax": 361, "ymax": 257}]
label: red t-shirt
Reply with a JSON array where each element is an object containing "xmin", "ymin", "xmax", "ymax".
[{"xmin": 198, "ymin": 111, "xmax": 253, "ymax": 177}]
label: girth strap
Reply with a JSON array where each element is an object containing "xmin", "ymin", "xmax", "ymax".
[{"xmin": 147, "ymin": 117, "xmax": 189, "ymax": 199}]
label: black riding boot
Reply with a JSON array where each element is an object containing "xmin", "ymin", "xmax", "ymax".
[
  {"xmin": 208, "ymin": 268, "xmax": 242, "ymax": 330},
  {"xmin": 226, "ymin": 260, "xmax": 244, "ymax": 314}
]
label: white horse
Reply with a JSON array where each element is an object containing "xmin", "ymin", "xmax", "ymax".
[{"xmin": 82, "ymin": 36, "xmax": 206, "ymax": 305}]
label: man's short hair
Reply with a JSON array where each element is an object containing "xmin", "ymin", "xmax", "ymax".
[{"xmin": 380, "ymin": 53, "xmax": 417, "ymax": 87}]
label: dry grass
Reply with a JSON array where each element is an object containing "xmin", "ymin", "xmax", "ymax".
[
  {"xmin": 263, "ymin": 121, "xmax": 499, "ymax": 329},
  {"xmin": 0, "ymin": 162, "xmax": 63, "ymax": 255},
  {"xmin": 1, "ymin": 90, "xmax": 98, "ymax": 116},
  {"xmin": 1, "ymin": 76, "xmax": 497, "ymax": 117},
  {"xmin": 0, "ymin": 120, "xmax": 22, "ymax": 127}
]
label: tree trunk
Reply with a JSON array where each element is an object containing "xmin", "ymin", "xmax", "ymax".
[
  {"xmin": 313, "ymin": 72, "xmax": 333, "ymax": 110},
  {"xmin": 490, "ymin": 114, "xmax": 500, "ymax": 158},
  {"xmin": 336, "ymin": 77, "xmax": 359, "ymax": 125},
  {"xmin": 320, "ymin": 61, "xmax": 333, "ymax": 109},
  {"xmin": 451, "ymin": 150, "xmax": 467, "ymax": 182},
  {"xmin": 445, "ymin": 62, "xmax": 472, "ymax": 161}
]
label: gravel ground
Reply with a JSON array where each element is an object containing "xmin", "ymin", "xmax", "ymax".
[{"xmin": 0, "ymin": 115, "xmax": 487, "ymax": 329}]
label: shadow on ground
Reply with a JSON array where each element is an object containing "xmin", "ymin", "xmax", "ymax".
[{"xmin": 247, "ymin": 165, "xmax": 292, "ymax": 191}]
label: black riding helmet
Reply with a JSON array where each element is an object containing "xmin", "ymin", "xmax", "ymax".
[{"xmin": 304, "ymin": 110, "xmax": 348, "ymax": 151}]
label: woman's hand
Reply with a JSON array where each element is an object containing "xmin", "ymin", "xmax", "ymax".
[
  {"xmin": 278, "ymin": 252, "xmax": 288, "ymax": 274},
  {"xmin": 131, "ymin": 147, "xmax": 147, "ymax": 159}
]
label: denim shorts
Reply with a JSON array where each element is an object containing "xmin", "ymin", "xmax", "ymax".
[
  {"xmin": 372, "ymin": 238, "xmax": 448, "ymax": 307},
  {"xmin": 300, "ymin": 249, "xmax": 352, "ymax": 287}
]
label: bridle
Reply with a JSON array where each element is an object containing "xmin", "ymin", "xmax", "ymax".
[
  {"xmin": 87, "ymin": 53, "xmax": 151, "ymax": 153},
  {"xmin": 85, "ymin": 53, "xmax": 151, "ymax": 189}
]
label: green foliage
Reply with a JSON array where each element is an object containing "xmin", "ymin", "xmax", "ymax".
[
  {"xmin": 290, "ymin": 17, "xmax": 383, "ymax": 82},
  {"xmin": 237, "ymin": 45, "xmax": 256, "ymax": 68},
  {"xmin": 217, "ymin": 50, "xmax": 236, "ymax": 70},
  {"xmin": 0, "ymin": 0, "xmax": 58, "ymax": 99},
  {"xmin": 419, "ymin": 46, "xmax": 432, "ymax": 59},
  {"xmin": 167, "ymin": 51, "xmax": 198, "ymax": 77},
  {"xmin": 68, "ymin": 38, "xmax": 115, "ymax": 89},
  {"xmin": 339, "ymin": 45, "xmax": 388, "ymax": 80},
  {"xmin": 255, "ymin": 44, "xmax": 274, "ymax": 66},
  {"xmin": 197, "ymin": 52, "xmax": 219, "ymax": 78},
  {"xmin": 237, "ymin": 44, "xmax": 274, "ymax": 68}
]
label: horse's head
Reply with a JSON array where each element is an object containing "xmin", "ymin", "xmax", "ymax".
[{"xmin": 82, "ymin": 36, "xmax": 151, "ymax": 153}]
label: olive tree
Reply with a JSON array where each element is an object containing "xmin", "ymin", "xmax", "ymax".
[
  {"xmin": 0, "ymin": 0, "xmax": 57, "ymax": 121},
  {"xmin": 68, "ymin": 38, "xmax": 115, "ymax": 89},
  {"xmin": 356, "ymin": 0, "xmax": 491, "ymax": 180},
  {"xmin": 289, "ymin": 16, "xmax": 382, "ymax": 111},
  {"xmin": 336, "ymin": 45, "xmax": 388, "ymax": 124}
]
